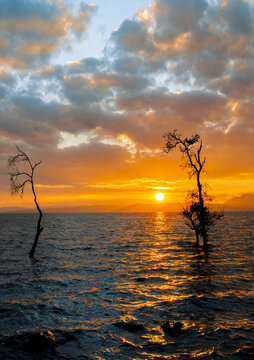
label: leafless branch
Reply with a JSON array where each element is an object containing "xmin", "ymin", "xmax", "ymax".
[{"xmin": 8, "ymin": 145, "xmax": 44, "ymax": 258}]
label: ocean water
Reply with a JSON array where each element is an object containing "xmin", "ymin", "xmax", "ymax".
[{"xmin": 0, "ymin": 212, "xmax": 253, "ymax": 359}]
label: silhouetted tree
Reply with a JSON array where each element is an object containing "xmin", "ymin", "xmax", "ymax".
[
  {"xmin": 163, "ymin": 130, "xmax": 223, "ymax": 247},
  {"xmin": 8, "ymin": 145, "xmax": 44, "ymax": 258}
]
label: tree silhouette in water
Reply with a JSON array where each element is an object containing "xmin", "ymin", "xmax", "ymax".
[
  {"xmin": 163, "ymin": 130, "xmax": 223, "ymax": 247},
  {"xmin": 8, "ymin": 145, "xmax": 44, "ymax": 258}
]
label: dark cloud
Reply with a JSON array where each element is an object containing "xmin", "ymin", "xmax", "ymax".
[
  {"xmin": 209, "ymin": 59, "xmax": 254, "ymax": 99},
  {"xmin": 219, "ymin": 0, "xmax": 253, "ymax": 35},
  {"xmin": 0, "ymin": 0, "xmax": 59, "ymax": 20},
  {"xmin": 153, "ymin": 0, "xmax": 208, "ymax": 42},
  {"xmin": 110, "ymin": 19, "xmax": 154, "ymax": 55},
  {"xmin": 112, "ymin": 54, "xmax": 166, "ymax": 75},
  {"xmin": 62, "ymin": 74, "xmax": 112, "ymax": 105}
]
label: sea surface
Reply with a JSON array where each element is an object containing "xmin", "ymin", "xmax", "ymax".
[{"xmin": 0, "ymin": 212, "xmax": 253, "ymax": 359}]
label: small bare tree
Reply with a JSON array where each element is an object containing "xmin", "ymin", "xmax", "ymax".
[
  {"xmin": 163, "ymin": 130, "xmax": 223, "ymax": 248},
  {"xmin": 8, "ymin": 145, "xmax": 44, "ymax": 258}
]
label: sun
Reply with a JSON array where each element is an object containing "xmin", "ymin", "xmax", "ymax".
[{"xmin": 155, "ymin": 192, "xmax": 165, "ymax": 201}]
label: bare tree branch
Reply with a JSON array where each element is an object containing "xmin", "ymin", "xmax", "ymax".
[{"xmin": 8, "ymin": 145, "xmax": 44, "ymax": 258}]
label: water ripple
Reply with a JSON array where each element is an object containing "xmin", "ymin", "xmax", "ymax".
[{"xmin": 0, "ymin": 211, "xmax": 253, "ymax": 359}]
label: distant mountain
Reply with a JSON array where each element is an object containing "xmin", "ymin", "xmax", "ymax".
[
  {"xmin": 0, "ymin": 206, "xmax": 32, "ymax": 213},
  {"xmin": 43, "ymin": 204, "xmax": 119, "ymax": 213},
  {"xmin": 0, "ymin": 205, "xmax": 117, "ymax": 213},
  {"xmin": 223, "ymin": 193, "xmax": 254, "ymax": 211},
  {"xmin": 1, "ymin": 193, "xmax": 253, "ymax": 213},
  {"xmin": 118, "ymin": 202, "xmax": 182, "ymax": 213},
  {"xmin": 0, "ymin": 202, "xmax": 182, "ymax": 214}
]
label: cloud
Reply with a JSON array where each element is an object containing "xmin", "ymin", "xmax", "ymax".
[
  {"xmin": 110, "ymin": 19, "xmax": 155, "ymax": 55},
  {"xmin": 65, "ymin": 57, "xmax": 103, "ymax": 75},
  {"xmin": 112, "ymin": 54, "xmax": 166, "ymax": 76},
  {"xmin": 152, "ymin": 0, "xmax": 208, "ymax": 41},
  {"xmin": 35, "ymin": 184, "xmax": 74, "ymax": 189},
  {"xmin": 218, "ymin": 0, "xmax": 253, "ymax": 35},
  {"xmin": 0, "ymin": 0, "xmax": 97, "ymax": 69},
  {"xmin": 70, "ymin": 1, "xmax": 97, "ymax": 38},
  {"xmin": 0, "ymin": 0, "xmax": 254, "ymax": 205},
  {"xmin": 34, "ymin": 140, "xmax": 133, "ymax": 186},
  {"xmin": 0, "ymin": 0, "xmax": 60, "ymax": 20}
]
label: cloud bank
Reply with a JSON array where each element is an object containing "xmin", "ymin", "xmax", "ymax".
[{"xmin": 0, "ymin": 0, "xmax": 253, "ymax": 207}]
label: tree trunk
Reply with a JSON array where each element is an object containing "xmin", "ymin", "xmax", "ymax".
[
  {"xmin": 29, "ymin": 185, "xmax": 44, "ymax": 258},
  {"xmin": 195, "ymin": 230, "xmax": 199, "ymax": 246},
  {"xmin": 197, "ymin": 173, "xmax": 208, "ymax": 248}
]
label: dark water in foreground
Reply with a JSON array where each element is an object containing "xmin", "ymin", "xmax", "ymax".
[{"xmin": 0, "ymin": 212, "xmax": 253, "ymax": 359}]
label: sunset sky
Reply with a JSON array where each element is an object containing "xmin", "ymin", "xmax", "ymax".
[{"xmin": 0, "ymin": 0, "xmax": 253, "ymax": 211}]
